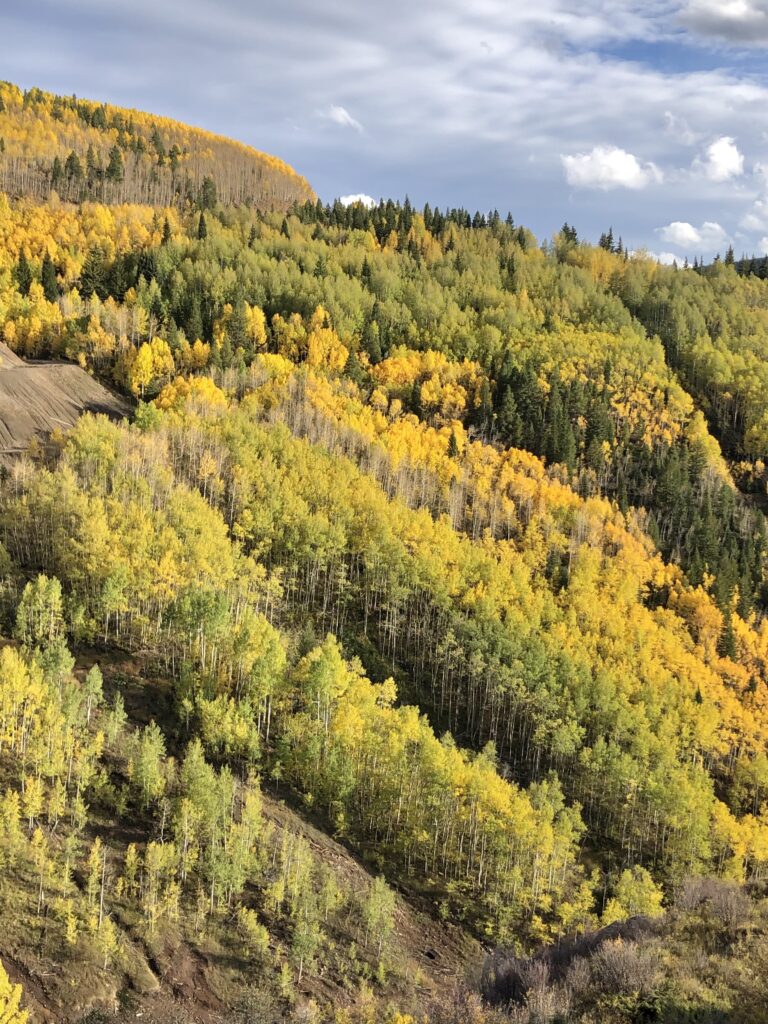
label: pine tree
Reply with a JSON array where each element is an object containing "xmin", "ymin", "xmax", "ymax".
[
  {"xmin": 41, "ymin": 253, "xmax": 59, "ymax": 302},
  {"xmin": 362, "ymin": 320, "xmax": 382, "ymax": 364},
  {"xmin": 14, "ymin": 252, "xmax": 32, "ymax": 296},
  {"xmin": 497, "ymin": 386, "xmax": 523, "ymax": 447},
  {"xmin": 106, "ymin": 145, "xmax": 124, "ymax": 183},
  {"xmin": 80, "ymin": 247, "xmax": 106, "ymax": 300},
  {"xmin": 598, "ymin": 227, "xmax": 614, "ymax": 251},
  {"xmin": 227, "ymin": 297, "xmax": 248, "ymax": 352},
  {"xmin": 197, "ymin": 213, "xmax": 208, "ymax": 240},
  {"xmin": 198, "ymin": 175, "xmax": 217, "ymax": 210},
  {"xmin": 187, "ymin": 293, "xmax": 204, "ymax": 341},
  {"xmin": 65, "ymin": 150, "xmax": 83, "ymax": 182},
  {"xmin": 50, "ymin": 155, "xmax": 63, "ymax": 187}
]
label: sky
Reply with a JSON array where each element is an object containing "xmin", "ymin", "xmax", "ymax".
[{"xmin": 3, "ymin": 0, "xmax": 768, "ymax": 259}]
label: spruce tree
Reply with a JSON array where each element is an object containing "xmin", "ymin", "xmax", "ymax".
[
  {"xmin": 197, "ymin": 212, "xmax": 208, "ymax": 240},
  {"xmin": 497, "ymin": 386, "xmax": 523, "ymax": 447},
  {"xmin": 80, "ymin": 247, "xmax": 106, "ymax": 300},
  {"xmin": 598, "ymin": 227, "xmax": 614, "ymax": 251},
  {"xmin": 227, "ymin": 297, "xmax": 248, "ymax": 353},
  {"xmin": 106, "ymin": 145, "xmax": 124, "ymax": 183},
  {"xmin": 64, "ymin": 150, "xmax": 83, "ymax": 182},
  {"xmin": 41, "ymin": 253, "xmax": 59, "ymax": 302},
  {"xmin": 187, "ymin": 294, "xmax": 204, "ymax": 341},
  {"xmin": 198, "ymin": 175, "xmax": 217, "ymax": 210},
  {"xmin": 14, "ymin": 252, "xmax": 32, "ymax": 296},
  {"xmin": 362, "ymin": 321, "xmax": 382, "ymax": 364},
  {"xmin": 50, "ymin": 156, "xmax": 63, "ymax": 187}
]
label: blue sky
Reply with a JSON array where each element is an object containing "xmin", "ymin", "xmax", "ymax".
[{"xmin": 3, "ymin": 0, "xmax": 768, "ymax": 259}]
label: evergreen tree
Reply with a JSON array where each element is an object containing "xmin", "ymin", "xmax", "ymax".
[
  {"xmin": 80, "ymin": 247, "xmax": 106, "ymax": 300},
  {"xmin": 14, "ymin": 252, "xmax": 32, "ymax": 297},
  {"xmin": 41, "ymin": 253, "xmax": 59, "ymax": 302},
  {"xmin": 50, "ymin": 155, "xmax": 63, "ymax": 187},
  {"xmin": 186, "ymin": 294, "xmax": 204, "ymax": 342},
  {"xmin": 198, "ymin": 175, "xmax": 217, "ymax": 210},
  {"xmin": 362, "ymin": 320, "xmax": 382, "ymax": 364},
  {"xmin": 497, "ymin": 386, "xmax": 523, "ymax": 447},
  {"xmin": 64, "ymin": 150, "xmax": 83, "ymax": 183},
  {"xmin": 106, "ymin": 145, "xmax": 124, "ymax": 183},
  {"xmin": 197, "ymin": 212, "xmax": 208, "ymax": 240},
  {"xmin": 598, "ymin": 227, "xmax": 614, "ymax": 251},
  {"xmin": 227, "ymin": 297, "xmax": 248, "ymax": 353}
]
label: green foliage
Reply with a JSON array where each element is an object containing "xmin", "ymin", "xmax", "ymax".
[
  {"xmin": 14, "ymin": 574, "xmax": 65, "ymax": 651},
  {"xmin": 41, "ymin": 252, "xmax": 58, "ymax": 301},
  {"xmin": 0, "ymin": 97, "xmax": 768, "ymax": 1018},
  {"xmin": 362, "ymin": 876, "xmax": 396, "ymax": 957},
  {"xmin": 603, "ymin": 867, "xmax": 665, "ymax": 925}
]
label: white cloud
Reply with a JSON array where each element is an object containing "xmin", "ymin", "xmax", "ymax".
[
  {"xmin": 658, "ymin": 220, "xmax": 729, "ymax": 250},
  {"xmin": 663, "ymin": 110, "xmax": 699, "ymax": 146},
  {"xmin": 634, "ymin": 249, "xmax": 680, "ymax": 265},
  {"xmin": 326, "ymin": 105, "xmax": 364, "ymax": 132},
  {"xmin": 11, "ymin": 0, "xmax": 768, "ymax": 253},
  {"xmin": 759, "ymin": 236, "xmax": 768, "ymax": 254},
  {"xmin": 681, "ymin": 0, "xmax": 768, "ymax": 44},
  {"xmin": 561, "ymin": 145, "xmax": 662, "ymax": 190},
  {"xmin": 339, "ymin": 193, "xmax": 376, "ymax": 207},
  {"xmin": 693, "ymin": 136, "xmax": 744, "ymax": 182},
  {"xmin": 740, "ymin": 197, "xmax": 768, "ymax": 231}
]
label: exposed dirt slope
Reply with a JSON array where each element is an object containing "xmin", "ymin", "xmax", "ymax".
[{"xmin": 0, "ymin": 344, "xmax": 130, "ymax": 459}]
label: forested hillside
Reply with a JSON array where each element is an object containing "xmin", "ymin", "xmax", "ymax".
[
  {"xmin": 0, "ymin": 82, "xmax": 314, "ymax": 209},
  {"xmin": 1, "ymin": 134, "xmax": 768, "ymax": 1022}
]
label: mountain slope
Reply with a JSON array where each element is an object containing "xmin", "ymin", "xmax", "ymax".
[
  {"xmin": 1, "ymin": 91, "xmax": 768, "ymax": 1024},
  {"xmin": 0, "ymin": 82, "xmax": 314, "ymax": 209},
  {"xmin": 0, "ymin": 643, "xmax": 479, "ymax": 1023}
]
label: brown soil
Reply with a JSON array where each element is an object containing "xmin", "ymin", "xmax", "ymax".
[{"xmin": 0, "ymin": 344, "xmax": 131, "ymax": 459}]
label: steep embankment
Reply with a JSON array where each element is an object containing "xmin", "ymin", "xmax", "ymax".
[
  {"xmin": 0, "ymin": 342, "xmax": 129, "ymax": 460},
  {"xmin": 0, "ymin": 81, "xmax": 314, "ymax": 209}
]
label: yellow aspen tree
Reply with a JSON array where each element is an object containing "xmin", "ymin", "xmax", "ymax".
[{"xmin": 0, "ymin": 959, "xmax": 28, "ymax": 1024}]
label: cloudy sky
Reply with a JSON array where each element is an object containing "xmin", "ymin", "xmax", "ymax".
[{"xmin": 3, "ymin": 0, "xmax": 768, "ymax": 258}]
